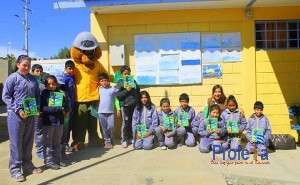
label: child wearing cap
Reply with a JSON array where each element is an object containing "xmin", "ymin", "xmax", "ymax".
[
  {"xmin": 40, "ymin": 75, "xmax": 71, "ymax": 170},
  {"xmin": 98, "ymin": 73, "xmax": 121, "ymax": 149},
  {"xmin": 2, "ymin": 55, "xmax": 43, "ymax": 182}
]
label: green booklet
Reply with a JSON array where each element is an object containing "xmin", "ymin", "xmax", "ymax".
[
  {"xmin": 163, "ymin": 116, "xmax": 175, "ymax": 131},
  {"xmin": 123, "ymin": 75, "xmax": 135, "ymax": 88},
  {"xmin": 48, "ymin": 92, "xmax": 64, "ymax": 107},
  {"xmin": 22, "ymin": 98, "xmax": 38, "ymax": 116},
  {"xmin": 226, "ymin": 120, "xmax": 239, "ymax": 133},
  {"xmin": 136, "ymin": 123, "xmax": 148, "ymax": 138},
  {"xmin": 251, "ymin": 128, "xmax": 264, "ymax": 143},
  {"xmin": 206, "ymin": 118, "xmax": 218, "ymax": 132},
  {"xmin": 177, "ymin": 112, "xmax": 189, "ymax": 127}
]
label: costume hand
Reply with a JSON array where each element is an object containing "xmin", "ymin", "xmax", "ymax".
[
  {"xmin": 161, "ymin": 126, "xmax": 167, "ymax": 132},
  {"xmin": 116, "ymin": 110, "xmax": 121, "ymax": 117},
  {"xmin": 19, "ymin": 111, "xmax": 27, "ymax": 119}
]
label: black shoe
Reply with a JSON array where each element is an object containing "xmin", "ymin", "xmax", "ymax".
[
  {"xmin": 58, "ymin": 161, "xmax": 68, "ymax": 167},
  {"xmin": 46, "ymin": 163, "xmax": 60, "ymax": 170}
]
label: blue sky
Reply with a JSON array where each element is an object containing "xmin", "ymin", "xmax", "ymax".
[{"xmin": 0, "ymin": 0, "xmax": 90, "ymax": 59}]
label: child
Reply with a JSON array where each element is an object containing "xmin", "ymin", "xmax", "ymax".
[
  {"xmin": 246, "ymin": 101, "xmax": 271, "ymax": 156},
  {"xmin": 115, "ymin": 65, "xmax": 140, "ymax": 148},
  {"xmin": 156, "ymin": 98, "xmax": 176, "ymax": 150},
  {"xmin": 174, "ymin": 93, "xmax": 196, "ymax": 147},
  {"xmin": 97, "ymin": 73, "xmax": 121, "ymax": 149},
  {"xmin": 221, "ymin": 95, "xmax": 247, "ymax": 150},
  {"xmin": 2, "ymin": 55, "xmax": 42, "ymax": 182},
  {"xmin": 191, "ymin": 112, "xmax": 205, "ymax": 144},
  {"xmin": 31, "ymin": 64, "xmax": 46, "ymax": 159},
  {"xmin": 64, "ymin": 60, "xmax": 75, "ymax": 152},
  {"xmin": 40, "ymin": 75, "xmax": 71, "ymax": 170},
  {"xmin": 198, "ymin": 104, "xmax": 226, "ymax": 153},
  {"xmin": 132, "ymin": 91, "xmax": 158, "ymax": 150}
]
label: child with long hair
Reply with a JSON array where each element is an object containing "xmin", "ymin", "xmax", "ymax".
[
  {"xmin": 40, "ymin": 75, "xmax": 71, "ymax": 170},
  {"xmin": 132, "ymin": 91, "xmax": 158, "ymax": 150},
  {"xmin": 198, "ymin": 104, "xmax": 226, "ymax": 153},
  {"xmin": 221, "ymin": 95, "xmax": 247, "ymax": 150},
  {"xmin": 2, "ymin": 55, "xmax": 43, "ymax": 182}
]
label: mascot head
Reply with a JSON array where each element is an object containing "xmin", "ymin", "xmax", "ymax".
[{"xmin": 71, "ymin": 32, "xmax": 102, "ymax": 71}]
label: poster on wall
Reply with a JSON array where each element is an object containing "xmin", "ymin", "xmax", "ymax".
[
  {"xmin": 134, "ymin": 32, "xmax": 201, "ymax": 85},
  {"xmin": 221, "ymin": 32, "xmax": 242, "ymax": 62},
  {"xmin": 203, "ymin": 64, "xmax": 222, "ymax": 78}
]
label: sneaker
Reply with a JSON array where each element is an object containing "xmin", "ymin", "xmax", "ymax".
[
  {"xmin": 121, "ymin": 141, "xmax": 128, "ymax": 148},
  {"xmin": 65, "ymin": 145, "xmax": 74, "ymax": 153},
  {"xmin": 37, "ymin": 152, "xmax": 44, "ymax": 159},
  {"xmin": 160, "ymin": 146, "xmax": 167, "ymax": 150},
  {"xmin": 12, "ymin": 174, "xmax": 25, "ymax": 182},
  {"xmin": 127, "ymin": 139, "xmax": 134, "ymax": 144},
  {"xmin": 32, "ymin": 167, "xmax": 43, "ymax": 174},
  {"xmin": 57, "ymin": 162, "xmax": 68, "ymax": 167},
  {"xmin": 46, "ymin": 163, "xmax": 60, "ymax": 170},
  {"xmin": 104, "ymin": 143, "xmax": 113, "ymax": 149}
]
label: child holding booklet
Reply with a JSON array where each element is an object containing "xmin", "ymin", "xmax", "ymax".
[
  {"xmin": 198, "ymin": 104, "xmax": 226, "ymax": 153},
  {"xmin": 40, "ymin": 75, "xmax": 71, "ymax": 170},
  {"xmin": 221, "ymin": 95, "xmax": 247, "ymax": 150},
  {"xmin": 2, "ymin": 55, "xmax": 42, "ymax": 182},
  {"xmin": 246, "ymin": 101, "xmax": 271, "ymax": 156},
  {"xmin": 156, "ymin": 98, "xmax": 176, "ymax": 150},
  {"xmin": 132, "ymin": 91, "xmax": 158, "ymax": 150},
  {"xmin": 174, "ymin": 93, "xmax": 196, "ymax": 147}
]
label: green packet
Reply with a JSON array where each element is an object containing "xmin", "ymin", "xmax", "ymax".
[
  {"xmin": 48, "ymin": 92, "xmax": 64, "ymax": 107},
  {"xmin": 123, "ymin": 75, "xmax": 135, "ymax": 88},
  {"xmin": 163, "ymin": 116, "xmax": 175, "ymax": 131},
  {"xmin": 177, "ymin": 112, "xmax": 189, "ymax": 127},
  {"xmin": 136, "ymin": 123, "xmax": 148, "ymax": 138},
  {"xmin": 206, "ymin": 118, "xmax": 218, "ymax": 132},
  {"xmin": 22, "ymin": 98, "xmax": 38, "ymax": 116}
]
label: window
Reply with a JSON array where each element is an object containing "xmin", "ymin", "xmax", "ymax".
[{"xmin": 255, "ymin": 21, "xmax": 300, "ymax": 49}]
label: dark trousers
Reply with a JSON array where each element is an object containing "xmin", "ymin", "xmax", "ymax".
[
  {"xmin": 120, "ymin": 106, "xmax": 134, "ymax": 143},
  {"xmin": 43, "ymin": 125, "xmax": 63, "ymax": 165},
  {"xmin": 7, "ymin": 111, "xmax": 35, "ymax": 177},
  {"xmin": 72, "ymin": 101, "xmax": 101, "ymax": 146}
]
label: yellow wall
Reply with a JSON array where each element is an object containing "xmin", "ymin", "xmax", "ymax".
[{"xmin": 91, "ymin": 7, "xmax": 300, "ymax": 139}]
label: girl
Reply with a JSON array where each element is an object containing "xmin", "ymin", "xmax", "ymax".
[
  {"xmin": 198, "ymin": 104, "xmax": 226, "ymax": 153},
  {"xmin": 221, "ymin": 95, "xmax": 247, "ymax": 150},
  {"xmin": 132, "ymin": 91, "xmax": 158, "ymax": 150},
  {"xmin": 40, "ymin": 75, "xmax": 70, "ymax": 170},
  {"xmin": 206, "ymin": 85, "xmax": 227, "ymax": 114},
  {"xmin": 2, "ymin": 55, "xmax": 42, "ymax": 182},
  {"xmin": 156, "ymin": 98, "xmax": 176, "ymax": 150}
]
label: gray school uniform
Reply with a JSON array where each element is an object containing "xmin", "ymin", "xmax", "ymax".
[
  {"xmin": 98, "ymin": 86, "xmax": 118, "ymax": 144},
  {"xmin": 197, "ymin": 118, "xmax": 226, "ymax": 153},
  {"xmin": 132, "ymin": 104, "xmax": 158, "ymax": 150},
  {"xmin": 191, "ymin": 112, "xmax": 204, "ymax": 139},
  {"xmin": 174, "ymin": 106, "xmax": 196, "ymax": 147},
  {"xmin": 156, "ymin": 110, "xmax": 176, "ymax": 148},
  {"xmin": 34, "ymin": 82, "xmax": 46, "ymax": 155},
  {"xmin": 246, "ymin": 114, "xmax": 272, "ymax": 155},
  {"xmin": 2, "ymin": 71, "xmax": 40, "ymax": 177},
  {"xmin": 221, "ymin": 108, "xmax": 247, "ymax": 150}
]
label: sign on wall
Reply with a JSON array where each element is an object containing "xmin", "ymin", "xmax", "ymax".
[{"xmin": 134, "ymin": 32, "xmax": 202, "ymax": 85}]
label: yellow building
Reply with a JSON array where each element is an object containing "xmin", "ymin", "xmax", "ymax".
[{"xmin": 55, "ymin": 0, "xmax": 300, "ymax": 139}]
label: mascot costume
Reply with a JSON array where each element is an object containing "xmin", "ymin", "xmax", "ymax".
[{"xmin": 71, "ymin": 32, "xmax": 102, "ymax": 150}]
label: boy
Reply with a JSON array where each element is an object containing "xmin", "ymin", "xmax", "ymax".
[
  {"xmin": 115, "ymin": 65, "xmax": 140, "ymax": 148},
  {"xmin": 246, "ymin": 101, "xmax": 272, "ymax": 156},
  {"xmin": 98, "ymin": 73, "xmax": 121, "ymax": 149},
  {"xmin": 174, "ymin": 93, "xmax": 196, "ymax": 147},
  {"xmin": 31, "ymin": 64, "xmax": 45, "ymax": 159},
  {"xmin": 64, "ymin": 60, "xmax": 75, "ymax": 152}
]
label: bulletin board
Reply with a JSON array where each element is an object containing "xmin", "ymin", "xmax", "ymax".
[{"xmin": 134, "ymin": 32, "xmax": 202, "ymax": 85}]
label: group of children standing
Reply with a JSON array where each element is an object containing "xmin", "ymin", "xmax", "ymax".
[{"xmin": 2, "ymin": 55, "xmax": 272, "ymax": 182}]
